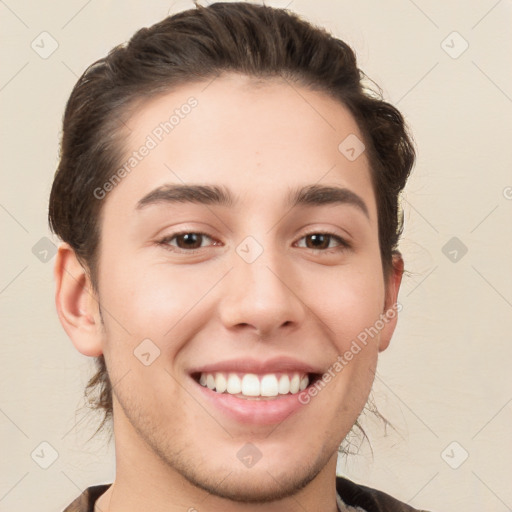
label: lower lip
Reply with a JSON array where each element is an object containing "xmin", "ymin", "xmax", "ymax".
[{"xmin": 193, "ymin": 379, "xmax": 308, "ymax": 425}]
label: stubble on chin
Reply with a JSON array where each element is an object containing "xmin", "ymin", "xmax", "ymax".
[{"xmin": 160, "ymin": 449, "xmax": 330, "ymax": 504}]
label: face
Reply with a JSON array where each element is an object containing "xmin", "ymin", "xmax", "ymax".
[{"xmin": 85, "ymin": 74, "xmax": 401, "ymax": 502}]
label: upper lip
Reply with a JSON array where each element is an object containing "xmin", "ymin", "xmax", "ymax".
[{"xmin": 189, "ymin": 356, "xmax": 323, "ymax": 376}]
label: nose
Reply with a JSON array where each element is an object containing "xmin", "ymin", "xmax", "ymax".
[{"xmin": 218, "ymin": 246, "xmax": 305, "ymax": 339}]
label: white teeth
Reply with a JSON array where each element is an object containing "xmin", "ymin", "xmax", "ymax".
[
  {"xmin": 227, "ymin": 373, "xmax": 242, "ymax": 394},
  {"xmin": 215, "ymin": 373, "xmax": 227, "ymax": 393},
  {"xmin": 260, "ymin": 374, "xmax": 279, "ymax": 397},
  {"xmin": 197, "ymin": 371, "xmax": 310, "ymax": 397},
  {"xmin": 242, "ymin": 374, "xmax": 260, "ymax": 396},
  {"xmin": 278, "ymin": 374, "xmax": 290, "ymax": 394},
  {"xmin": 289, "ymin": 374, "xmax": 300, "ymax": 394},
  {"xmin": 206, "ymin": 374, "xmax": 215, "ymax": 390}
]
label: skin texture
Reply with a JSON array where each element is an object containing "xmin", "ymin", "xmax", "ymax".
[{"xmin": 54, "ymin": 73, "xmax": 403, "ymax": 512}]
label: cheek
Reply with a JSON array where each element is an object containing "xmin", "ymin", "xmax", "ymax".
[
  {"xmin": 305, "ymin": 260, "xmax": 384, "ymax": 406},
  {"xmin": 97, "ymin": 222, "xmax": 175, "ymax": 327},
  {"xmin": 308, "ymin": 262, "xmax": 386, "ymax": 346},
  {"xmin": 98, "ymin": 254, "xmax": 219, "ymax": 343}
]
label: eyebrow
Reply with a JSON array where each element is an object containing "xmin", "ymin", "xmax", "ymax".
[{"xmin": 136, "ymin": 183, "xmax": 369, "ymax": 218}]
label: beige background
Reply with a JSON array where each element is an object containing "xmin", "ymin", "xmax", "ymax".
[{"xmin": 1, "ymin": 1, "xmax": 511, "ymax": 511}]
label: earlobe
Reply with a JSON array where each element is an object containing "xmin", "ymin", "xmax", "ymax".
[
  {"xmin": 54, "ymin": 243, "xmax": 104, "ymax": 357},
  {"xmin": 378, "ymin": 252, "xmax": 404, "ymax": 352}
]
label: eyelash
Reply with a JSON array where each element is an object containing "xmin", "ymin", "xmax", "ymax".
[{"xmin": 156, "ymin": 231, "xmax": 351, "ymax": 254}]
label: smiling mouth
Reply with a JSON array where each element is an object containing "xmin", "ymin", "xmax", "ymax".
[{"xmin": 191, "ymin": 371, "xmax": 321, "ymax": 400}]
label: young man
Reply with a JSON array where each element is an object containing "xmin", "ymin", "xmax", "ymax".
[{"xmin": 50, "ymin": 3, "xmax": 428, "ymax": 511}]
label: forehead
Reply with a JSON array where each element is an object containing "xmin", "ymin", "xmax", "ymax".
[{"xmin": 103, "ymin": 73, "xmax": 376, "ymax": 220}]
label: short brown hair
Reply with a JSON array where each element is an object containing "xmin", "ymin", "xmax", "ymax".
[{"xmin": 49, "ymin": 1, "xmax": 415, "ymax": 436}]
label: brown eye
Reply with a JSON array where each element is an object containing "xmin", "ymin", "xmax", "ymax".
[
  {"xmin": 305, "ymin": 234, "xmax": 330, "ymax": 249},
  {"xmin": 296, "ymin": 233, "xmax": 348, "ymax": 251},
  {"xmin": 159, "ymin": 232, "xmax": 215, "ymax": 252},
  {"xmin": 175, "ymin": 233, "xmax": 204, "ymax": 249}
]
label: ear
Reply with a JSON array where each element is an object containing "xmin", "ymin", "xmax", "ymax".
[
  {"xmin": 54, "ymin": 242, "xmax": 104, "ymax": 357},
  {"xmin": 378, "ymin": 252, "xmax": 404, "ymax": 352}
]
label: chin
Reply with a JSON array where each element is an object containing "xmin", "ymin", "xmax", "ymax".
[{"xmin": 181, "ymin": 463, "xmax": 323, "ymax": 504}]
